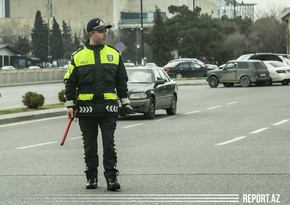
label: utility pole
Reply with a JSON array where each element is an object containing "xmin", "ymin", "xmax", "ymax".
[
  {"xmin": 46, "ymin": 0, "xmax": 52, "ymax": 64},
  {"xmin": 140, "ymin": 0, "xmax": 144, "ymax": 65}
]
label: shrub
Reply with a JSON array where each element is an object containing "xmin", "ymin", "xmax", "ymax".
[
  {"xmin": 58, "ymin": 89, "xmax": 66, "ymax": 103},
  {"xmin": 22, "ymin": 91, "xmax": 45, "ymax": 109}
]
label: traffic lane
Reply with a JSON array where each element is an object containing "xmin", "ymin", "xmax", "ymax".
[
  {"xmin": 1, "ymin": 85, "xmax": 289, "ymax": 176},
  {"xmin": 0, "ymin": 116, "xmax": 84, "ymax": 176},
  {"xmin": 177, "ymin": 84, "xmax": 290, "ymax": 114},
  {"xmin": 116, "ymin": 112, "xmax": 290, "ymax": 175},
  {"xmin": 0, "ymin": 83, "xmax": 64, "ymax": 109},
  {"xmin": 0, "ymin": 85, "xmax": 289, "ymax": 203}
]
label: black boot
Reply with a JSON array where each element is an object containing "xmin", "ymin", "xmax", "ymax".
[
  {"xmin": 106, "ymin": 178, "xmax": 121, "ymax": 191},
  {"xmin": 86, "ymin": 177, "xmax": 97, "ymax": 189}
]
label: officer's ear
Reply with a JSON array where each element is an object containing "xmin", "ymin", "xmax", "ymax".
[{"xmin": 88, "ymin": 31, "xmax": 95, "ymax": 38}]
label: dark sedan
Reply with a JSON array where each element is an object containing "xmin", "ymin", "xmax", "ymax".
[
  {"xmin": 163, "ymin": 60, "xmax": 214, "ymax": 78},
  {"xmin": 122, "ymin": 66, "xmax": 178, "ymax": 119}
]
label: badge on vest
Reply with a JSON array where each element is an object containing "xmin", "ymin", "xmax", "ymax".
[
  {"xmin": 107, "ymin": 54, "xmax": 114, "ymax": 62},
  {"xmin": 78, "ymin": 106, "xmax": 93, "ymax": 113}
]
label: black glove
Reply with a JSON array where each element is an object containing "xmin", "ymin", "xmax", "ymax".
[{"xmin": 119, "ymin": 104, "xmax": 134, "ymax": 115}]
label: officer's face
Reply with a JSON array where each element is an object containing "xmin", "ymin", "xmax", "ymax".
[{"xmin": 89, "ymin": 29, "xmax": 107, "ymax": 45}]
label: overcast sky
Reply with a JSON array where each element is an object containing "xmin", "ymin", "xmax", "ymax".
[{"xmin": 241, "ymin": 0, "xmax": 290, "ymax": 13}]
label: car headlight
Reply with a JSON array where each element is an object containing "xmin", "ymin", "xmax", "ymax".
[{"xmin": 129, "ymin": 93, "xmax": 147, "ymax": 99}]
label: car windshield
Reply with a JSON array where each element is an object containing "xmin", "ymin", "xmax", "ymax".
[{"xmin": 127, "ymin": 69, "xmax": 153, "ymax": 84}]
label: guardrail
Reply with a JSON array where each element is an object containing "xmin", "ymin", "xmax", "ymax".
[{"xmin": 0, "ymin": 68, "xmax": 66, "ymax": 85}]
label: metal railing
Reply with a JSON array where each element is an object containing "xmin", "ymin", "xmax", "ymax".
[{"xmin": 0, "ymin": 68, "xmax": 66, "ymax": 85}]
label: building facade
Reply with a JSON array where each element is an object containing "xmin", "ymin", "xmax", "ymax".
[
  {"xmin": 0, "ymin": 0, "xmax": 230, "ymax": 38},
  {"xmin": 0, "ymin": 0, "xmax": 257, "ymax": 67}
]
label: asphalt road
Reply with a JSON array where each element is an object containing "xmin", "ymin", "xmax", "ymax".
[{"xmin": 0, "ymin": 83, "xmax": 289, "ymax": 204}]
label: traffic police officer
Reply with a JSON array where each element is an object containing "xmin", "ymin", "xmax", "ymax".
[{"xmin": 64, "ymin": 18, "xmax": 132, "ymax": 191}]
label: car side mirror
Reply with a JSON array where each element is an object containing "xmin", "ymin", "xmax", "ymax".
[{"xmin": 154, "ymin": 79, "xmax": 166, "ymax": 87}]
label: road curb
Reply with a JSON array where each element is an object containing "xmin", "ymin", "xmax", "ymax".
[{"xmin": 0, "ymin": 108, "xmax": 66, "ymax": 125}]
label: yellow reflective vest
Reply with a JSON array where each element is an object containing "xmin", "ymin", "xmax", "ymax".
[{"xmin": 64, "ymin": 43, "xmax": 129, "ymax": 116}]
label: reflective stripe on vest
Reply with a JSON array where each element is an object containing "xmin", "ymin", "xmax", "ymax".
[
  {"xmin": 78, "ymin": 94, "xmax": 94, "ymax": 100},
  {"xmin": 77, "ymin": 93, "xmax": 117, "ymax": 101},
  {"xmin": 104, "ymin": 93, "xmax": 118, "ymax": 100}
]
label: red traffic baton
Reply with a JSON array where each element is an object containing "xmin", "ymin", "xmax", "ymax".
[{"xmin": 60, "ymin": 117, "xmax": 74, "ymax": 146}]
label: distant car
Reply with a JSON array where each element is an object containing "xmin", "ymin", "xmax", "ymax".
[
  {"xmin": 206, "ymin": 60, "xmax": 271, "ymax": 88},
  {"xmin": 163, "ymin": 60, "xmax": 213, "ymax": 78},
  {"xmin": 28, "ymin": 66, "xmax": 41, "ymax": 69},
  {"xmin": 124, "ymin": 62, "xmax": 135, "ymax": 67},
  {"xmin": 124, "ymin": 66, "xmax": 178, "ymax": 119},
  {"xmin": 237, "ymin": 53, "xmax": 283, "ymax": 61},
  {"xmin": 145, "ymin": 62, "xmax": 157, "ymax": 67},
  {"xmin": 263, "ymin": 61, "xmax": 290, "ymax": 85},
  {"xmin": 236, "ymin": 53, "xmax": 289, "ymax": 64},
  {"xmin": 1, "ymin": 66, "xmax": 16, "ymax": 70},
  {"xmin": 168, "ymin": 58, "xmax": 218, "ymax": 70},
  {"xmin": 237, "ymin": 53, "xmax": 290, "ymax": 68}
]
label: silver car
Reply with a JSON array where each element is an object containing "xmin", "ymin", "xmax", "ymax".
[{"xmin": 206, "ymin": 60, "xmax": 271, "ymax": 88}]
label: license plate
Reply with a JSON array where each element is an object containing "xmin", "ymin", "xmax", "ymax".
[{"xmin": 260, "ymin": 74, "xmax": 266, "ymax": 76}]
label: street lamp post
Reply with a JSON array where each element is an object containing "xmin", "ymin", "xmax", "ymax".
[
  {"xmin": 140, "ymin": 0, "xmax": 144, "ymax": 65},
  {"xmin": 47, "ymin": 0, "xmax": 52, "ymax": 65},
  {"xmin": 48, "ymin": 18, "xmax": 51, "ymax": 64}
]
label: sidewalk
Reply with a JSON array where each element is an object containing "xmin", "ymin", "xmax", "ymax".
[{"xmin": 0, "ymin": 79, "xmax": 207, "ymax": 125}]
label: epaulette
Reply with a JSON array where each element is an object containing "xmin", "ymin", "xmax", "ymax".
[
  {"xmin": 71, "ymin": 46, "xmax": 85, "ymax": 59},
  {"xmin": 107, "ymin": 44, "xmax": 119, "ymax": 52}
]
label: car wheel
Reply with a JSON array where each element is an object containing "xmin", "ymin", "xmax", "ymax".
[
  {"xmin": 282, "ymin": 81, "xmax": 289, "ymax": 85},
  {"xmin": 264, "ymin": 80, "xmax": 272, "ymax": 86},
  {"xmin": 166, "ymin": 95, "xmax": 177, "ymax": 115},
  {"xmin": 223, "ymin": 83, "xmax": 234, "ymax": 87},
  {"xmin": 175, "ymin": 73, "xmax": 183, "ymax": 78},
  {"xmin": 208, "ymin": 76, "xmax": 219, "ymax": 88},
  {"xmin": 144, "ymin": 97, "xmax": 155, "ymax": 119},
  {"xmin": 240, "ymin": 75, "xmax": 251, "ymax": 87}
]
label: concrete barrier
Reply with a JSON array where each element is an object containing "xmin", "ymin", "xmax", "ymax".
[{"xmin": 0, "ymin": 68, "xmax": 66, "ymax": 85}]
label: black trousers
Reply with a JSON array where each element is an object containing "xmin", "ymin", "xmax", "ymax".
[{"xmin": 78, "ymin": 115, "xmax": 118, "ymax": 180}]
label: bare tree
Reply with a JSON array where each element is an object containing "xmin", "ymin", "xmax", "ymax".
[{"xmin": 246, "ymin": 15, "xmax": 286, "ymax": 53}]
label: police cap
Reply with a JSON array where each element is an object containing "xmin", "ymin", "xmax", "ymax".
[{"xmin": 86, "ymin": 18, "xmax": 112, "ymax": 32}]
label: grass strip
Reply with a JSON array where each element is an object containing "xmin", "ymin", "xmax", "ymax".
[{"xmin": 0, "ymin": 103, "xmax": 64, "ymax": 115}]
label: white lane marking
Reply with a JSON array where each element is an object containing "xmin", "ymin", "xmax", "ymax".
[
  {"xmin": 0, "ymin": 116, "xmax": 66, "ymax": 128},
  {"xmin": 226, "ymin": 101, "xmax": 237, "ymax": 105},
  {"xmin": 69, "ymin": 136, "xmax": 82, "ymax": 140},
  {"xmin": 207, "ymin": 105, "xmax": 221, "ymax": 110},
  {"xmin": 122, "ymin": 123, "xmax": 143, "ymax": 129},
  {"xmin": 30, "ymin": 194, "xmax": 240, "ymax": 203},
  {"xmin": 215, "ymin": 136, "xmax": 246, "ymax": 146},
  {"xmin": 272, "ymin": 119, "xmax": 289, "ymax": 126},
  {"xmin": 156, "ymin": 116, "xmax": 175, "ymax": 122},
  {"xmin": 249, "ymin": 127, "xmax": 269, "ymax": 134},
  {"xmin": 16, "ymin": 136, "xmax": 82, "ymax": 150},
  {"xmin": 184, "ymin": 110, "xmax": 201, "ymax": 115},
  {"xmin": 16, "ymin": 141, "xmax": 57, "ymax": 150}
]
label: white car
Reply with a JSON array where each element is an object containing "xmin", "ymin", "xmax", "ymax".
[
  {"xmin": 237, "ymin": 53, "xmax": 290, "ymax": 67},
  {"xmin": 263, "ymin": 61, "xmax": 290, "ymax": 85},
  {"xmin": 28, "ymin": 66, "xmax": 41, "ymax": 69},
  {"xmin": 1, "ymin": 66, "xmax": 16, "ymax": 70}
]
